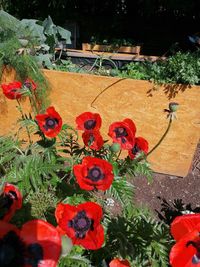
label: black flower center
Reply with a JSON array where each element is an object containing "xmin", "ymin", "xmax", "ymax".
[
  {"xmin": 132, "ymin": 144, "xmax": 141, "ymax": 155},
  {"xmin": 0, "ymin": 191, "xmax": 17, "ymax": 220},
  {"xmin": 44, "ymin": 118, "xmax": 58, "ymax": 130},
  {"xmin": 10, "ymin": 88, "xmax": 19, "ymax": 93},
  {"xmin": 68, "ymin": 211, "xmax": 94, "ymax": 239},
  {"xmin": 186, "ymin": 240, "xmax": 200, "ymax": 264},
  {"xmin": 26, "ymin": 243, "xmax": 43, "ymax": 267},
  {"xmin": 84, "ymin": 119, "xmax": 96, "ymax": 130},
  {"xmin": 87, "ymin": 166, "xmax": 104, "ymax": 182},
  {"xmin": 24, "ymin": 82, "xmax": 31, "ymax": 89},
  {"xmin": 0, "ymin": 231, "xmax": 26, "ymax": 267},
  {"xmin": 114, "ymin": 127, "xmax": 128, "ymax": 143},
  {"xmin": 0, "ymin": 231, "xmax": 44, "ymax": 267}
]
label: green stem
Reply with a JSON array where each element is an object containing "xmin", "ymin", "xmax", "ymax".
[
  {"xmin": 0, "ymin": 165, "xmax": 6, "ymax": 175},
  {"xmin": 29, "ymin": 94, "xmax": 39, "ymax": 115},
  {"xmin": 147, "ymin": 115, "xmax": 173, "ymax": 157},
  {"xmin": 16, "ymin": 99, "xmax": 32, "ymax": 145}
]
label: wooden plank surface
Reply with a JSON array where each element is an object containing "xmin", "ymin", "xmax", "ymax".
[
  {"xmin": 1, "ymin": 68, "xmax": 199, "ymax": 177},
  {"xmin": 55, "ymin": 48, "xmax": 166, "ymax": 62}
]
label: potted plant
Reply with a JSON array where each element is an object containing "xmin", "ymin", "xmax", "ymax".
[{"xmin": 82, "ymin": 37, "xmax": 141, "ymax": 55}]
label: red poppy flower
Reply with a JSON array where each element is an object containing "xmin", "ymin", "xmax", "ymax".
[
  {"xmin": 108, "ymin": 118, "xmax": 136, "ymax": 150},
  {"xmin": 1, "ymin": 81, "xmax": 22, "ymax": 99},
  {"xmin": 82, "ymin": 130, "xmax": 104, "ymax": 150},
  {"xmin": 109, "ymin": 258, "xmax": 131, "ymax": 267},
  {"xmin": 55, "ymin": 201, "xmax": 104, "ymax": 250},
  {"xmin": 128, "ymin": 136, "xmax": 149, "ymax": 159},
  {"xmin": 171, "ymin": 214, "xmax": 200, "ymax": 242},
  {"xmin": 0, "ymin": 219, "xmax": 61, "ymax": 267},
  {"xmin": 170, "ymin": 224, "xmax": 200, "ymax": 267},
  {"xmin": 0, "ymin": 183, "xmax": 22, "ymax": 222},
  {"xmin": 76, "ymin": 112, "xmax": 102, "ymax": 131},
  {"xmin": 23, "ymin": 78, "xmax": 37, "ymax": 91},
  {"xmin": 73, "ymin": 156, "xmax": 114, "ymax": 191},
  {"xmin": 35, "ymin": 106, "xmax": 62, "ymax": 138}
]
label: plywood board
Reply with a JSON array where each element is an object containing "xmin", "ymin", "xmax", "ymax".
[{"xmin": 1, "ymin": 68, "xmax": 200, "ymax": 177}]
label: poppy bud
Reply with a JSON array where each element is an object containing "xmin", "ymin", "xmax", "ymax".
[
  {"xmin": 61, "ymin": 235, "xmax": 73, "ymax": 256},
  {"xmin": 110, "ymin": 143, "xmax": 121, "ymax": 153},
  {"xmin": 169, "ymin": 102, "xmax": 179, "ymax": 112}
]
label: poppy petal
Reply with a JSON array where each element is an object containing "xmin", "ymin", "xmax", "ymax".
[
  {"xmin": 55, "ymin": 201, "xmax": 104, "ymax": 250},
  {"xmin": 35, "ymin": 106, "xmax": 62, "ymax": 138},
  {"xmin": 21, "ymin": 220, "xmax": 61, "ymax": 267},
  {"xmin": 82, "ymin": 130, "xmax": 104, "ymax": 150},
  {"xmin": 170, "ymin": 228, "xmax": 200, "ymax": 267},
  {"xmin": 109, "ymin": 258, "xmax": 131, "ymax": 267},
  {"xmin": 171, "ymin": 214, "xmax": 200, "ymax": 241},
  {"xmin": 73, "ymin": 157, "xmax": 114, "ymax": 191},
  {"xmin": 128, "ymin": 136, "xmax": 149, "ymax": 159},
  {"xmin": 1, "ymin": 183, "xmax": 22, "ymax": 222},
  {"xmin": 74, "ymin": 224, "xmax": 104, "ymax": 250},
  {"xmin": 76, "ymin": 112, "xmax": 102, "ymax": 131},
  {"xmin": 0, "ymin": 220, "xmax": 19, "ymax": 238},
  {"xmin": 108, "ymin": 119, "xmax": 135, "ymax": 150}
]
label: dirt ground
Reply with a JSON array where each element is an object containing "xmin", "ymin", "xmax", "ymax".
[{"xmin": 134, "ymin": 142, "xmax": 200, "ymax": 222}]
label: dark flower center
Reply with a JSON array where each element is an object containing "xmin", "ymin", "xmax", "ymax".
[
  {"xmin": 0, "ymin": 191, "xmax": 18, "ymax": 220},
  {"xmin": 26, "ymin": 243, "xmax": 43, "ymax": 267},
  {"xmin": 44, "ymin": 118, "xmax": 58, "ymax": 130},
  {"xmin": 132, "ymin": 144, "xmax": 141, "ymax": 155},
  {"xmin": 114, "ymin": 127, "xmax": 128, "ymax": 143},
  {"xmin": 87, "ymin": 166, "xmax": 104, "ymax": 182},
  {"xmin": 0, "ymin": 231, "xmax": 44, "ymax": 267},
  {"xmin": 84, "ymin": 119, "xmax": 96, "ymax": 130},
  {"xmin": 0, "ymin": 231, "xmax": 26, "ymax": 267},
  {"xmin": 186, "ymin": 240, "xmax": 200, "ymax": 264},
  {"xmin": 68, "ymin": 210, "xmax": 94, "ymax": 239},
  {"xmin": 23, "ymin": 82, "xmax": 31, "ymax": 89},
  {"xmin": 10, "ymin": 88, "xmax": 19, "ymax": 93}
]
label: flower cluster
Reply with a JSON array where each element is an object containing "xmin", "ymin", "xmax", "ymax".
[{"xmin": 76, "ymin": 111, "xmax": 103, "ymax": 150}]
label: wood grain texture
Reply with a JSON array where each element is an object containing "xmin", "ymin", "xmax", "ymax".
[{"xmin": 1, "ymin": 68, "xmax": 200, "ymax": 177}]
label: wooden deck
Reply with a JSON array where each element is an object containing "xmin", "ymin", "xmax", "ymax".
[{"xmin": 55, "ymin": 48, "xmax": 166, "ymax": 63}]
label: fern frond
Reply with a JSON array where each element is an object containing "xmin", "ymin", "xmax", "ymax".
[
  {"xmin": 106, "ymin": 177, "xmax": 134, "ymax": 206},
  {"xmin": 59, "ymin": 254, "xmax": 93, "ymax": 267}
]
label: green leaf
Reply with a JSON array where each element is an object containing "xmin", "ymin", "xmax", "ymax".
[
  {"xmin": 20, "ymin": 19, "xmax": 46, "ymax": 43},
  {"xmin": 57, "ymin": 26, "xmax": 71, "ymax": 44}
]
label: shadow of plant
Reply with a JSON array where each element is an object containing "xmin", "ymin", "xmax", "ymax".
[
  {"xmin": 156, "ymin": 196, "xmax": 200, "ymax": 225},
  {"xmin": 163, "ymin": 83, "xmax": 190, "ymax": 99},
  {"xmin": 147, "ymin": 83, "xmax": 190, "ymax": 99}
]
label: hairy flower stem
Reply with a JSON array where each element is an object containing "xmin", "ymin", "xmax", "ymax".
[
  {"xmin": 147, "ymin": 115, "xmax": 173, "ymax": 157},
  {"xmin": 29, "ymin": 95, "xmax": 39, "ymax": 115},
  {"xmin": 116, "ymin": 149, "xmax": 122, "ymax": 161},
  {"xmin": 16, "ymin": 99, "xmax": 32, "ymax": 145}
]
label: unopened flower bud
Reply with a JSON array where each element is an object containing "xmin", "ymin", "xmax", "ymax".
[
  {"xmin": 110, "ymin": 142, "xmax": 121, "ymax": 153},
  {"xmin": 169, "ymin": 102, "xmax": 179, "ymax": 112}
]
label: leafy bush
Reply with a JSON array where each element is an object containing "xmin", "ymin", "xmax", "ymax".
[{"xmin": 119, "ymin": 51, "xmax": 200, "ymax": 85}]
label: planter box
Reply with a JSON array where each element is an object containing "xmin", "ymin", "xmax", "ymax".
[
  {"xmin": 1, "ymin": 68, "xmax": 200, "ymax": 177},
  {"xmin": 82, "ymin": 43, "xmax": 141, "ymax": 55}
]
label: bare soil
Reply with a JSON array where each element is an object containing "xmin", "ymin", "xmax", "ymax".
[{"xmin": 134, "ymin": 142, "xmax": 200, "ymax": 222}]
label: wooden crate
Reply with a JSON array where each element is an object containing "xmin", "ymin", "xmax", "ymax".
[{"xmin": 82, "ymin": 43, "xmax": 141, "ymax": 55}]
